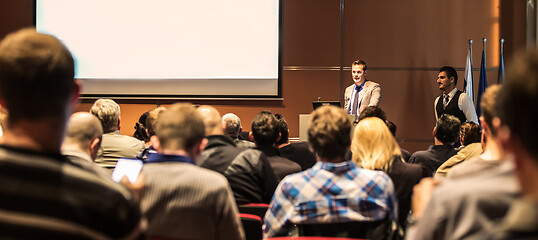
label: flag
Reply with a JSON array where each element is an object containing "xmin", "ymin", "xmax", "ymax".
[
  {"xmin": 464, "ymin": 46, "xmax": 474, "ymax": 105},
  {"xmin": 498, "ymin": 48, "xmax": 505, "ymax": 84},
  {"xmin": 476, "ymin": 50, "xmax": 488, "ymax": 117}
]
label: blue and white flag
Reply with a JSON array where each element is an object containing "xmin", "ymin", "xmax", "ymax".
[{"xmin": 464, "ymin": 46, "xmax": 474, "ymax": 105}]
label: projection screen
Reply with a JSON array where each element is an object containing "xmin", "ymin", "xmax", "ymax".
[{"xmin": 35, "ymin": 0, "xmax": 281, "ymax": 98}]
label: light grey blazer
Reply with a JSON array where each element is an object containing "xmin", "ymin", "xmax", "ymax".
[{"xmin": 343, "ymin": 80, "xmax": 381, "ymax": 115}]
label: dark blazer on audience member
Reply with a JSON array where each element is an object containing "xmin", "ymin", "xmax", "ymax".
[
  {"xmin": 257, "ymin": 145, "xmax": 301, "ymax": 181},
  {"xmin": 409, "ymin": 144, "xmax": 458, "ymax": 177},
  {"xmin": 279, "ymin": 142, "xmax": 317, "ymax": 171},
  {"xmin": 386, "ymin": 156, "xmax": 427, "ymax": 227}
]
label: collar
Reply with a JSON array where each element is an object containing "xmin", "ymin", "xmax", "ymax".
[
  {"xmin": 61, "ymin": 148, "xmax": 93, "ymax": 163},
  {"xmin": 354, "ymin": 80, "xmax": 367, "ymax": 91},
  {"xmin": 256, "ymin": 145, "xmax": 281, "ymax": 157},
  {"xmin": 205, "ymin": 135, "xmax": 236, "ymax": 149},
  {"xmin": 313, "ymin": 160, "xmax": 357, "ymax": 174},
  {"xmin": 444, "ymin": 87, "xmax": 458, "ymax": 98},
  {"xmin": 146, "ymin": 153, "xmax": 195, "ymax": 165},
  {"xmin": 105, "ymin": 130, "xmax": 122, "ymax": 136}
]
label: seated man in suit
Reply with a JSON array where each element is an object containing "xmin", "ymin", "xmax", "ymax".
[
  {"xmin": 409, "ymin": 114, "xmax": 461, "ymax": 176},
  {"xmin": 0, "ymin": 28, "xmax": 143, "ymax": 239},
  {"xmin": 222, "ymin": 112, "xmax": 255, "ymax": 148},
  {"xmin": 343, "ymin": 60, "xmax": 381, "ymax": 117},
  {"xmin": 90, "ymin": 98, "xmax": 145, "ymax": 169},
  {"xmin": 140, "ymin": 103, "xmax": 244, "ymax": 240},
  {"xmin": 250, "ymin": 110, "xmax": 301, "ymax": 181},
  {"xmin": 263, "ymin": 106, "xmax": 397, "ymax": 238}
]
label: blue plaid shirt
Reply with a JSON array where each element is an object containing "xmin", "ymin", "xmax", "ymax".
[{"xmin": 263, "ymin": 161, "xmax": 397, "ymax": 238}]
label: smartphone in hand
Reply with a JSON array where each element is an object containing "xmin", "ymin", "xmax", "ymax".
[{"xmin": 112, "ymin": 159, "xmax": 143, "ymax": 183}]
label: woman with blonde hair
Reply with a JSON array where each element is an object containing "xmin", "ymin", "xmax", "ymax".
[{"xmin": 352, "ymin": 117, "xmax": 425, "ymax": 227}]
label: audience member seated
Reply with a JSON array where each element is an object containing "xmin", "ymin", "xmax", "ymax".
[
  {"xmin": 222, "ymin": 113, "xmax": 256, "ymax": 148},
  {"xmin": 140, "ymin": 103, "xmax": 244, "ymax": 240},
  {"xmin": 196, "ymin": 105, "xmax": 279, "ymax": 205},
  {"xmin": 386, "ymin": 120, "xmax": 412, "ymax": 162},
  {"xmin": 435, "ymin": 121, "xmax": 483, "ymax": 178},
  {"xmin": 62, "ymin": 112, "xmax": 111, "ymax": 177},
  {"xmin": 275, "ymin": 113, "xmax": 317, "ymax": 170},
  {"xmin": 407, "ymin": 85, "xmax": 518, "ymax": 239},
  {"xmin": 409, "ymin": 114, "xmax": 461, "ymax": 176},
  {"xmin": 251, "ymin": 110, "xmax": 301, "ymax": 181},
  {"xmin": 91, "ymin": 98, "xmax": 145, "ymax": 169},
  {"xmin": 263, "ymin": 106, "xmax": 397, "ymax": 238},
  {"xmin": 0, "ymin": 28, "xmax": 143, "ymax": 239},
  {"xmin": 352, "ymin": 117, "xmax": 425, "ymax": 227},
  {"xmin": 490, "ymin": 50, "xmax": 538, "ymax": 239},
  {"xmin": 133, "ymin": 110, "xmax": 150, "ymax": 146},
  {"xmin": 137, "ymin": 107, "xmax": 166, "ymax": 161}
]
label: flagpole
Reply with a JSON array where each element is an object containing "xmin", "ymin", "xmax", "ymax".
[
  {"xmin": 482, "ymin": 38, "xmax": 487, "ymax": 67},
  {"xmin": 469, "ymin": 39, "xmax": 473, "ymax": 67},
  {"xmin": 500, "ymin": 38, "xmax": 504, "ymax": 56}
]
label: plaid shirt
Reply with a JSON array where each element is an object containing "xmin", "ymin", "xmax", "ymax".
[{"xmin": 263, "ymin": 161, "xmax": 397, "ymax": 238}]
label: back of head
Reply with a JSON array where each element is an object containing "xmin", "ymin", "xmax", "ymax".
[
  {"xmin": 386, "ymin": 120, "xmax": 397, "ymax": 137},
  {"xmin": 352, "ymin": 117, "xmax": 401, "ymax": 171},
  {"xmin": 274, "ymin": 113, "xmax": 289, "ymax": 145},
  {"xmin": 480, "ymin": 84, "xmax": 502, "ymax": 135},
  {"xmin": 0, "ymin": 28, "xmax": 75, "ymax": 122},
  {"xmin": 64, "ymin": 112, "xmax": 103, "ymax": 150},
  {"xmin": 146, "ymin": 107, "xmax": 167, "ymax": 137},
  {"xmin": 435, "ymin": 114, "xmax": 461, "ymax": 145},
  {"xmin": 439, "ymin": 66, "xmax": 458, "ymax": 85},
  {"xmin": 308, "ymin": 106, "xmax": 351, "ymax": 160},
  {"xmin": 460, "ymin": 122, "xmax": 481, "ymax": 146},
  {"xmin": 496, "ymin": 50, "xmax": 538, "ymax": 160},
  {"xmin": 357, "ymin": 106, "xmax": 387, "ymax": 122},
  {"xmin": 251, "ymin": 110, "xmax": 280, "ymax": 146},
  {"xmin": 90, "ymin": 99, "xmax": 120, "ymax": 133},
  {"xmin": 222, "ymin": 113, "xmax": 241, "ymax": 138},
  {"xmin": 155, "ymin": 103, "xmax": 205, "ymax": 151},
  {"xmin": 196, "ymin": 105, "xmax": 222, "ymax": 136},
  {"xmin": 133, "ymin": 110, "xmax": 150, "ymax": 142}
]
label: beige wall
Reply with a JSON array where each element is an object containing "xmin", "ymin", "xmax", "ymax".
[{"xmin": 1, "ymin": 0, "xmax": 526, "ymax": 153}]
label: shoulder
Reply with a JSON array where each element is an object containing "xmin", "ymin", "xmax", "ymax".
[{"xmin": 366, "ymin": 80, "xmax": 380, "ymax": 87}]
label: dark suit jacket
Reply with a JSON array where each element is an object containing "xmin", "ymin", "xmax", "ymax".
[
  {"xmin": 343, "ymin": 80, "xmax": 381, "ymax": 115},
  {"xmin": 409, "ymin": 144, "xmax": 458, "ymax": 177},
  {"xmin": 257, "ymin": 146, "xmax": 301, "ymax": 181}
]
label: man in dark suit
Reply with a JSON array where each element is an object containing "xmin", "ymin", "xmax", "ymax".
[{"xmin": 343, "ymin": 60, "xmax": 381, "ymax": 117}]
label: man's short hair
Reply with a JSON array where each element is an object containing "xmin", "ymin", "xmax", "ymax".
[
  {"xmin": 274, "ymin": 113, "xmax": 289, "ymax": 145},
  {"xmin": 496, "ymin": 50, "xmax": 538, "ymax": 160},
  {"xmin": 90, "ymin": 99, "xmax": 121, "ymax": 133},
  {"xmin": 386, "ymin": 120, "xmax": 397, "ymax": 137},
  {"xmin": 460, "ymin": 122, "xmax": 481, "ymax": 146},
  {"xmin": 0, "ymin": 28, "xmax": 75, "ymax": 121},
  {"xmin": 480, "ymin": 84, "xmax": 502, "ymax": 135},
  {"xmin": 308, "ymin": 106, "xmax": 352, "ymax": 159},
  {"xmin": 64, "ymin": 112, "xmax": 103, "ymax": 150},
  {"xmin": 352, "ymin": 59, "xmax": 367, "ymax": 71},
  {"xmin": 251, "ymin": 110, "xmax": 280, "ymax": 146},
  {"xmin": 439, "ymin": 66, "xmax": 458, "ymax": 85},
  {"xmin": 222, "ymin": 113, "xmax": 241, "ymax": 138},
  {"xmin": 155, "ymin": 103, "xmax": 205, "ymax": 151},
  {"xmin": 358, "ymin": 106, "xmax": 387, "ymax": 122},
  {"xmin": 435, "ymin": 114, "xmax": 461, "ymax": 145},
  {"xmin": 146, "ymin": 107, "xmax": 167, "ymax": 137}
]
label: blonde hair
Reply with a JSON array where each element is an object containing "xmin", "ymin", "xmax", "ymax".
[{"xmin": 351, "ymin": 117, "xmax": 402, "ymax": 171}]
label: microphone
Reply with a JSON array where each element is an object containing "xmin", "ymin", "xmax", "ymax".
[{"xmin": 317, "ymin": 97, "xmax": 321, "ymax": 101}]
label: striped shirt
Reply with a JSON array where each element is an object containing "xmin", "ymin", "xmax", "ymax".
[
  {"xmin": 0, "ymin": 145, "xmax": 143, "ymax": 240},
  {"xmin": 263, "ymin": 161, "xmax": 397, "ymax": 238}
]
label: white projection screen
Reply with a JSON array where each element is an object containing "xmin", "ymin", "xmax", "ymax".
[{"xmin": 35, "ymin": 0, "xmax": 281, "ymax": 98}]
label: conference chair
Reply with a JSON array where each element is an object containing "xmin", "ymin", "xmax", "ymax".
[
  {"xmin": 267, "ymin": 237, "xmax": 367, "ymax": 240},
  {"xmin": 238, "ymin": 203, "xmax": 270, "ymax": 219},
  {"xmin": 293, "ymin": 218, "xmax": 402, "ymax": 240},
  {"xmin": 239, "ymin": 213, "xmax": 263, "ymax": 240}
]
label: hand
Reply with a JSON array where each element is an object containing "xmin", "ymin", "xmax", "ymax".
[
  {"xmin": 411, "ymin": 177, "xmax": 441, "ymax": 219},
  {"xmin": 120, "ymin": 173, "xmax": 145, "ymax": 203}
]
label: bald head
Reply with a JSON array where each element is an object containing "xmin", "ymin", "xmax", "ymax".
[
  {"xmin": 196, "ymin": 105, "xmax": 223, "ymax": 136},
  {"xmin": 63, "ymin": 112, "xmax": 103, "ymax": 154},
  {"xmin": 222, "ymin": 113, "xmax": 241, "ymax": 138}
]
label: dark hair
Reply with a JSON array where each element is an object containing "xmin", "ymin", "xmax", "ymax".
[
  {"xmin": 358, "ymin": 106, "xmax": 387, "ymax": 122},
  {"xmin": 460, "ymin": 122, "xmax": 481, "ymax": 146},
  {"xmin": 251, "ymin": 110, "xmax": 280, "ymax": 146},
  {"xmin": 352, "ymin": 59, "xmax": 367, "ymax": 71},
  {"xmin": 439, "ymin": 66, "xmax": 458, "ymax": 85},
  {"xmin": 496, "ymin": 50, "xmax": 538, "ymax": 159},
  {"xmin": 386, "ymin": 120, "xmax": 397, "ymax": 137},
  {"xmin": 308, "ymin": 106, "xmax": 352, "ymax": 159},
  {"xmin": 133, "ymin": 111, "xmax": 150, "ymax": 143},
  {"xmin": 435, "ymin": 114, "xmax": 461, "ymax": 145},
  {"xmin": 480, "ymin": 85, "xmax": 501, "ymax": 136},
  {"xmin": 274, "ymin": 113, "xmax": 288, "ymax": 145},
  {"xmin": 0, "ymin": 28, "xmax": 75, "ymax": 121}
]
